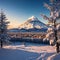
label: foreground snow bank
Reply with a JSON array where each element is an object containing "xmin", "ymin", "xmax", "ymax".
[
  {"xmin": 48, "ymin": 53, "xmax": 60, "ymax": 60},
  {"xmin": 0, "ymin": 42, "xmax": 56, "ymax": 60},
  {"xmin": 3, "ymin": 42, "xmax": 56, "ymax": 53},
  {"xmin": 53, "ymin": 53, "xmax": 60, "ymax": 60}
]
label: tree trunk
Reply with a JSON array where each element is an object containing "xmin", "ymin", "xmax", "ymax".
[
  {"xmin": 56, "ymin": 42, "xmax": 59, "ymax": 53},
  {"xmin": 1, "ymin": 41, "xmax": 3, "ymax": 48},
  {"xmin": 54, "ymin": 20, "xmax": 58, "ymax": 41},
  {"xmin": 54, "ymin": 20, "xmax": 59, "ymax": 53}
]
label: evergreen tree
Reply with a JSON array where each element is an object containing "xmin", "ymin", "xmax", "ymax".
[{"xmin": 0, "ymin": 10, "xmax": 9, "ymax": 48}]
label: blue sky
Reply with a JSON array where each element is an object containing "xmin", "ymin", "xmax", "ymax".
[{"xmin": 0, "ymin": 0, "xmax": 50, "ymax": 28}]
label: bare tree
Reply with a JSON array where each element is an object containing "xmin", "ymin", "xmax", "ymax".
[{"xmin": 41, "ymin": 0, "xmax": 60, "ymax": 53}]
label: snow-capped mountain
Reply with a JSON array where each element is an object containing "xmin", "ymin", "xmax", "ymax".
[
  {"xmin": 8, "ymin": 16, "xmax": 48, "ymax": 32},
  {"xmin": 19, "ymin": 16, "xmax": 48, "ymax": 29}
]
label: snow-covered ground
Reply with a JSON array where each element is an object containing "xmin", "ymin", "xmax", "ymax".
[{"xmin": 0, "ymin": 42, "xmax": 57, "ymax": 60}]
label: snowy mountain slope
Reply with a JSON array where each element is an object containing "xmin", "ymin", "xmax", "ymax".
[{"xmin": 19, "ymin": 16, "xmax": 48, "ymax": 29}]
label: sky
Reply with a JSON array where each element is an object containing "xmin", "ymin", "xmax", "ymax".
[{"xmin": 0, "ymin": 0, "xmax": 50, "ymax": 28}]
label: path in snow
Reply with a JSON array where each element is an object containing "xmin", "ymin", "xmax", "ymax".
[{"xmin": 0, "ymin": 42, "xmax": 56, "ymax": 60}]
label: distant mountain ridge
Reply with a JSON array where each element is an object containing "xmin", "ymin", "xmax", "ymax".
[{"xmin": 9, "ymin": 28, "xmax": 47, "ymax": 32}]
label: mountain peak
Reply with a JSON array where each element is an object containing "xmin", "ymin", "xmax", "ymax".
[{"xmin": 28, "ymin": 16, "xmax": 38, "ymax": 21}]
